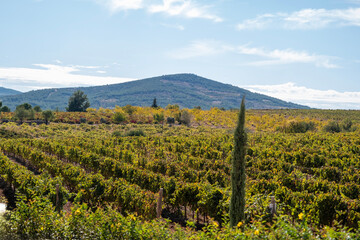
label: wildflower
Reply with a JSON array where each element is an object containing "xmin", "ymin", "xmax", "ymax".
[
  {"xmin": 237, "ymin": 221, "xmax": 243, "ymax": 228},
  {"xmin": 298, "ymin": 213, "xmax": 304, "ymax": 220},
  {"xmin": 254, "ymin": 230, "xmax": 259, "ymax": 235},
  {"xmin": 213, "ymin": 221, "xmax": 219, "ymax": 227},
  {"xmin": 75, "ymin": 209, "xmax": 81, "ymax": 215}
]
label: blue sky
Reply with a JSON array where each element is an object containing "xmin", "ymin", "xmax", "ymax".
[{"xmin": 1, "ymin": 0, "xmax": 360, "ymax": 109}]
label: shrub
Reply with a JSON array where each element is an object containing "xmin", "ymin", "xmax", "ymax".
[
  {"xmin": 113, "ymin": 112, "xmax": 126, "ymax": 124},
  {"xmin": 179, "ymin": 110, "xmax": 192, "ymax": 126},
  {"xmin": 323, "ymin": 121, "xmax": 341, "ymax": 133},
  {"xmin": 341, "ymin": 119, "xmax": 353, "ymax": 132},
  {"xmin": 112, "ymin": 131, "xmax": 122, "ymax": 137},
  {"xmin": 100, "ymin": 118, "xmax": 109, "ymax": 124},
  {"xmin": 153, "ymin": 113, "xmax": 164, "ymax": 124},
  {"xmin": 125, "ymin": 129, "xmax": 145, "ymax": 137},
  {"xmin": 166, "ymin": 104, "xmax": 179, "ymax": 110},
  {"xmin": 282, "ymin": 121, "xmax": 316, "ymax": 133},
  {"xmin": 122, "ymin": 105, "xmax": 136, "ymax": 115}
]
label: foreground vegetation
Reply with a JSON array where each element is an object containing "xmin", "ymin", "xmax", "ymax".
[{"xmin": 0, "ymin": 107, "xmax": 360, "ymax": 239}]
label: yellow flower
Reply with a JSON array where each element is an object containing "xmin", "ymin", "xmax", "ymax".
[
  {"xmin": 237, "ymin": 221, "xmax": 243, "ymax": 228},
  {"xmin": 298, "ymin": 213, "xmax": 304, "ymax": 220},
  {"xmin": 75, "ymin": 209, "xmax": 81, "ymax": 215},
  {"xmin": 254, "ymin": 230, "xmax": 259, "ymax": 235},
  {"xmin": 213, "ymin": 221, "xmax": 219, "ymax": 227}
]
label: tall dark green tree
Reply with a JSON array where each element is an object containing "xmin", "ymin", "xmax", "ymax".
[
  {"xmin": 151, "ymin": 98, "xmax": 158, "ymax": 108},
  {"xmin": 230, "ymin": 96, "xmax": 247, "ymax": 228},
  {"xmin": 66, "ymin": 90, "xmax": 90, "ymax": 112}
]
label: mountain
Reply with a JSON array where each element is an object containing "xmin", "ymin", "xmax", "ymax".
[
  {"xmin": 0, "ymin": 74, "xmax": 309, "ymax": 110},
  {"xmin": 0, "ymin": 87, "xmax": 21, "ymax": 97}
]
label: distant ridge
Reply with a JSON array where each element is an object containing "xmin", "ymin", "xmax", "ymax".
[
  {"xmin": 0, "ymin": 87, "xmax": 21, "ymax": 97},
  {"xmin": 0, "ymin": 74, "xmax": 309, "ymax": 110}
]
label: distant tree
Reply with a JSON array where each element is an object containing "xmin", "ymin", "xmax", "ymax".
[
  {"xmin": 66, "ymin": 90, "xmax": 90, "ymax": 112},
  {"xmin": 14, "ymin": 105, "xmax": 34, "ymax": 123},
  {"xmin": 42, "ymin": 110, "xmax": 55, "ymax": 125},
  {"xmin": 230, "ymin": 96, "xmax": 247, "ymax": 228},
  {"xmin": 151, "ymin": 98, "xmax": 158, "ymax": 108},
  {"xmin": 16, "ymin": 103, "xmax": 32, "ymax": 110},
  {"xmin": 194, "ymin": 106, "xmax": 202, "ymax": 110},
  {"xmin": 34, "ymin": 106, "xmax": 42, "ymax": 112},
  {"xmin": 166, "ymin": 104, "xmax": 180, "ymax": 110},
  {"xmin": 0, "ymin": 106, "xmax": 10, "ymax": 112},
  {"xmin": 0, "ymin": 102, "xmax": 2, "ymax": 109}
]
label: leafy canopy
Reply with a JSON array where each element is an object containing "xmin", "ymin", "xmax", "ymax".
[{"xmin": 66, "ymin": 90, "xmax": 90, "ymax": 112}]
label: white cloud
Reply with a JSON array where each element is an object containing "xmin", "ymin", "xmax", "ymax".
[
  {"xmin": 168, "ymin": 40, "xmax": 232, "ymax": 59},
  {"xmin": 244, "ymin": 82, "xmax": 360, "ymax": 109},
  {"xmin": 161, "ymin": 23, "xmax": 185, "ymax": 30},
  {"xmin": 169, "ymin": 40, "xmax": 338, "ymax": 68},
  {"xmin": 0, "ymin": 64, "xmax": 135, "ymax": 92},
  {"xmin": 94, "ymin": 0, "xmax": 222, "ymax": 22},
  {"xmin": 148, "ymin": 0, "xmax": 223, "ymax": 22},
  {"xmin": 237, "ymin": 46, "xmax": 339, "ymax": 68},
  {"xmin": 95, "ymin": 0, "xmax": 143, "ymax": 12},
  {"xmin": 237, "ymin": 8, "xmax": 360, "ymax": 30}
]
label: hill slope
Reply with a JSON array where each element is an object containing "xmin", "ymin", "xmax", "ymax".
[
  {"xmin": 0, "ymin": 74, "xmax": 309, "ymax": 110},
  {"xmin": 0, "ymin": 87, "xmax": 21, "ymax": 97}
]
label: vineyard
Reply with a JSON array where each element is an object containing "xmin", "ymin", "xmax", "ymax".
[{"xmin": 0, "ymin": 107, "xmax": 360, "ymax": 239}]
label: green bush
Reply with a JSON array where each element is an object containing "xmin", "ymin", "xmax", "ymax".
[
  {"xmin": 341, "ymin": 119, "xmax": 353, "ymax": 131},
  {"xmin": 122, "ymin": 105, "xmax": 136, "ymax": 115},
  {"xmin": 113, "ymin": 112, "xmax": 126, "ymax": 124},
  {"xmin": 179, "ymin": 110, "xmax": 192, "ymax": 126},
  {"xmin": 112, "ymin": 130, "xmax": 122, "ymax": 137},
  {"xmin": 282, "ymin": 121, "xmax": 316, "ymax": 133},
  {"xmin": 153, "ymin": 113, "xmax": 164, "ymax": 124},
  {"xmin": 125, "ymin": 129, "xmax": 145, "ymax": 137},
  {"xmin": 323, "ymin": 121, "xmax": 341, "ymax": 133}
]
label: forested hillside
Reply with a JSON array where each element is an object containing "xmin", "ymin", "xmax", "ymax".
[
  {"xmin": 0, "ymin": 87, "xmax": 21, "ymax": 96},
  {"xmin": 0, "ymin": 74, "xmax": 309, "ymax": 110}
]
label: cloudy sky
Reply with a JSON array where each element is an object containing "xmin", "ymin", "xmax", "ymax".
[{"xmin": 1, "ymin": 0, "xmax": 360, "ymax": 109}]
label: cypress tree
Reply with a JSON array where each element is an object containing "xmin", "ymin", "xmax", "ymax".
[
  {"xmin": 230, "ymin": 96, "xmax": 247, "ymax": 228},
  {"xmin": 151, "ymin": 98, "xmax": 158, "ymax": 108}
]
